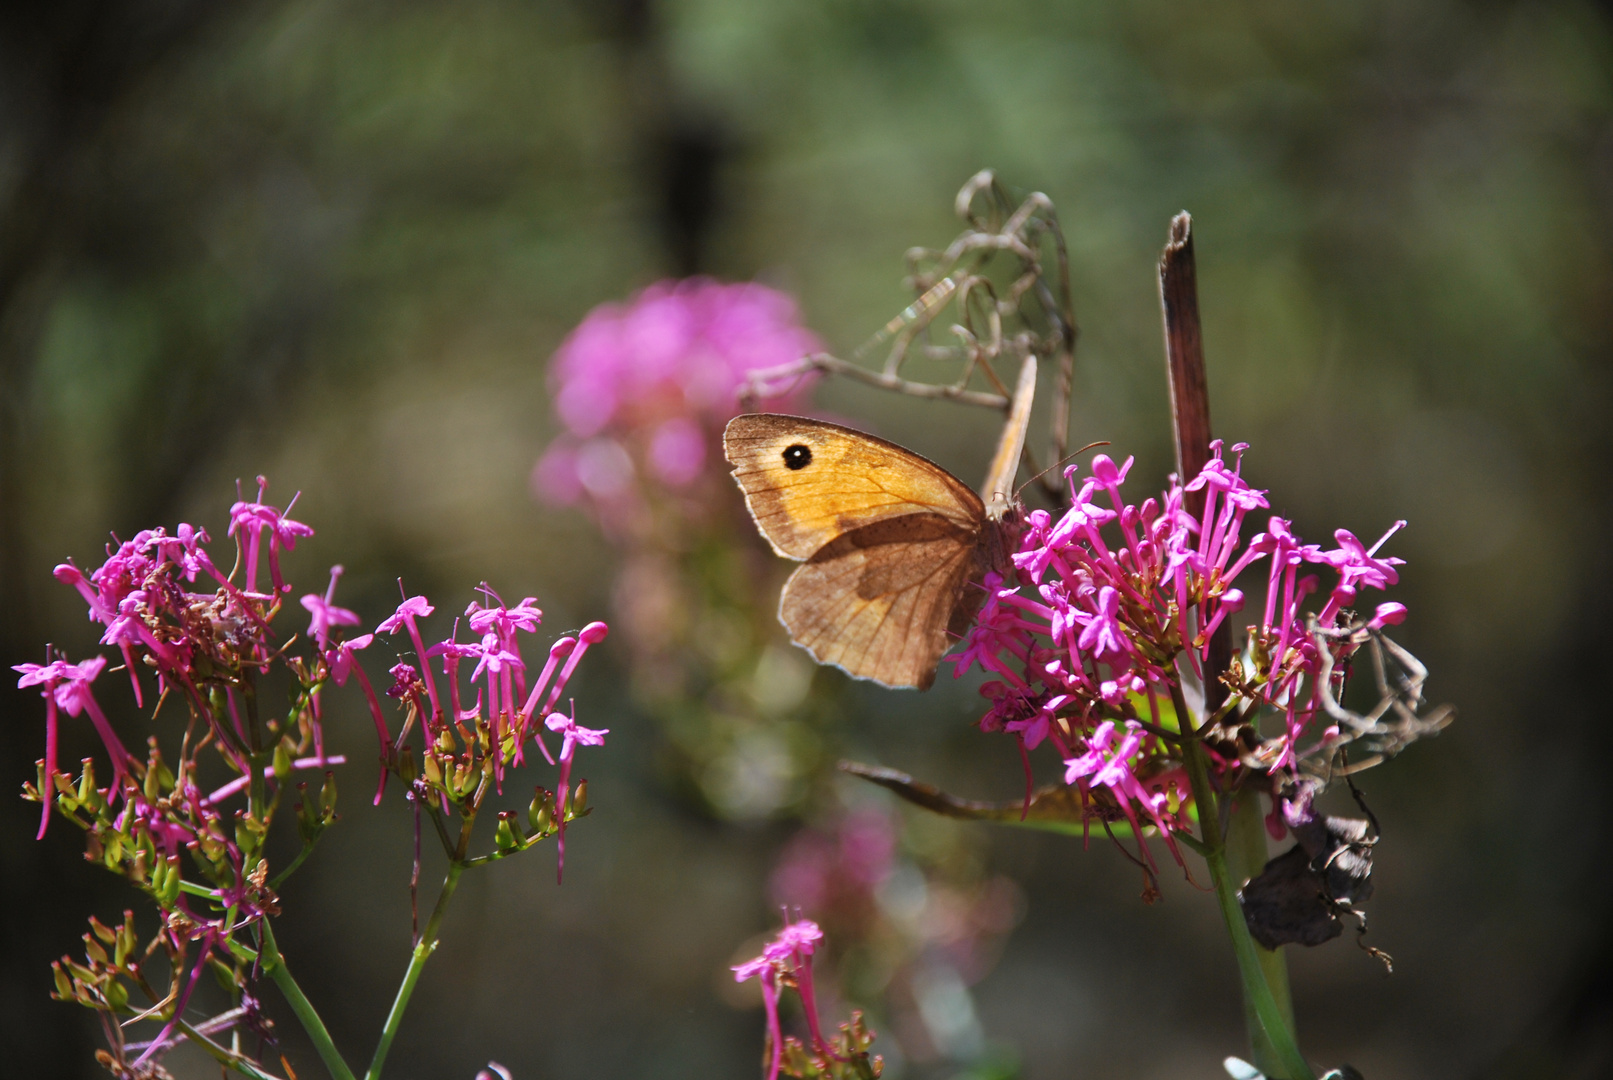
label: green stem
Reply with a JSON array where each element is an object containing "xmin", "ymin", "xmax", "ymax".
[
  {"xmin": 1173, "ymin": 687, "xmax": 1313, "ymax": 1080},
  {"xmin": 269, "ymin": 842, "xmax": 317, "ymax": 891},
  {"xmin": 1225, "ymin": 789, "xmax": 1297, "ymax": 1076},
  {"xmin": 363, "ymin": 861, "xmax": 465, "ymax": 1080},
  {"xmin": 258, "ymin": 921, "xmax": 357, "ymax": 1080},
  {"xmin": 174, "ymin": 1019, "xmax": 286, "ymax": 1080}
]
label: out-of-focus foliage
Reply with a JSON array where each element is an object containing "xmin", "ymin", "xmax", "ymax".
[{"xmin": 3, "ymin": 2, "xmax": 1610, "ymax": 1079}]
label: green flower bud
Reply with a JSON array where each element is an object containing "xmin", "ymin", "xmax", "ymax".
[
  {"xmin": 528, "ymin": 788, "xmax": 555, "ymax": 835},
  {"xmin": 146, "ymin": 748, "xmax": 174, "ymax": 794},
  {"xmin": 494, "ymin": 811, "xmax": 524, "ymax": 852},
  {"xmin": 452, "ymin": 759, "xmax": 474, "ymax": 797},
  {"xmin": 320, "ymin": 771, "xmax": 338, "ymax": 817},
  {"xmin": 210, "ymin": 957, "xmax": 238, "ymax": 993},
  {"xmin": 272, "ymin": 740, "xmax": 293, "ymax": 782},
  {"xmin": 103, "ymin": 977, "xmax": 128, "ymax": 1012},
  {"xmin": 77, "ymin": 760, "xmax": 98, "ymax": 806},
  {"xmin": 156, "ymin": 856, "xmax": 182, "ymax": 906},
  {"xmin": 569, "ymin": 778, "xmax": 589, "ymax": 818}
]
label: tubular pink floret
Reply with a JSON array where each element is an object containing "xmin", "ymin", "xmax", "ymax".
[{"xmin": 515, "ymin": 636, "xmax": 577, "ymax": 763}]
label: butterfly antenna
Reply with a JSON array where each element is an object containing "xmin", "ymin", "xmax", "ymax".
[{"xmin": 1016, "ymin": 441, "xmax": 1111, "ymax": 500}]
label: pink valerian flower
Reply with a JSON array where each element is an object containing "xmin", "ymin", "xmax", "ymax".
[
  {"xmin": 227, "ymin": 477, "xmax": 314, "ymax": 596},
  {"xmin": 544, "ymin": 707, "xmax": 608, "ymax": 882},
  {"xmin": 301, "ymin": 566, "xmax": 361, "ymax": 652},
  {"xmin": 15, "ymin": 659, "xmax": 68, "ymax": 839},
  {"xmin": 15, "ymin": 656, "xmax": 140, "ymax": 807},
  {"xmin": 327, "ymin": 632, "xmax": 392, "ymax": 805},
  {"xmin": 464, "ymin": 589, "xmax": 543, "ymax": 711},
  {"xmin": 514, "ymin": 621, "xmax": 610, "ymax": 765},
  {"xmin": 51, "ymin": 514, "xmax": 304, "ymax": 723},
  {"xmin": 733, "ymin": 919, "xmax": 837, "ymax": 1080},
  {"xmin": 951, "ymin": 441, "xmax": 1409, "ymax": 866},
  {"xmin": 377, "ymin": 592, "xmax": 442, "ymax": 722},
  {"xmin": 532, "ymin": 279, "xmax": 822, "ymax": 523},
  {"xmin": 372, "ymin": 598, "xmax": 608, "ymax": 871}
]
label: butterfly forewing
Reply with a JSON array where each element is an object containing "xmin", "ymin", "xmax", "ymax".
[{"xmin": 723, "ymin": 414, "xmax": 984, "ymax": 560}]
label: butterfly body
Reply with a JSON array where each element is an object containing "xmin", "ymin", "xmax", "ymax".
[{"xmin": 722, "ymin": 355, "xmax": 1037, "ymax": 690}]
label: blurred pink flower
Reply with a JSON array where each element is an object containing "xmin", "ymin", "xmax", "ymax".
[{"xmin": 534, "ymin": 278, "xmax": 821, "ymax": 514}]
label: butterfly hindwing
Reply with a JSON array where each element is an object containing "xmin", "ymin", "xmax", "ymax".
[
  {"xmin": 778, "ymin": 513, "xmax": 982, "ymax": 690},
  {"xmin": 723, "ymin": 414, "xmax": 984, "ymax": 560}
]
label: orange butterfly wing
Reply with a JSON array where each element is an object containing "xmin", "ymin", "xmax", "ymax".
[{"xmin": 723, "ymin": 414, "xmax": 986, "ymax": 689}]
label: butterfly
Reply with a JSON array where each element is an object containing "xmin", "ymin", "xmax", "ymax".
[{"xmin": 723, "ymin": 356, "xmax": 1037, "ymax": 690}]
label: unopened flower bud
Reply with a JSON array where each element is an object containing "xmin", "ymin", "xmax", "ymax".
[
  {"xmin": 495, "ymin": 811, "xmax": 525, "ymax": 852},
  {"xmin": 579, "ymin": 621, "xmax": 609, "ymax": 645},
  {"xmin": 156, "ymin": 856, "xmax": 182, "ymax": 906},
  {"xmin": 529, "ymin": 787, "xmax": 555, "ymax": 834},
  {"xmin": 103, "ymin": 977, "xmax": 128, "ymax": 1011},
  {"xmin": 77, "ymin": 759, "xmax": 99, "ymax": 807},
  {"xmin": 569, "ymin": 778, "xmax": 588, "ymax": 817},
  {"xmin": 114, "ymin": 913, "xmax": 135, "ymax": 967}
]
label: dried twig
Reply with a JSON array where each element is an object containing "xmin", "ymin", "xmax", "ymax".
[
  {"xmin": 1158, "ymin": 211, "xmax": 1233, "ymax": 715},
  {"xmin": 737, "ymin": 170, "xmax": 1079, "ymax": 499},
  {"xmin": 1307, "ymin": 619, "xmax": 1456, "ymax": 779}
]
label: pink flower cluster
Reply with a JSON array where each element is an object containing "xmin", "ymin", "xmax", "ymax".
[
  {"xmin": 29, "ymin": 482, "xmax": 325, "ymax": 831},
  {"xmin": 951, "ymin": 443, "xmax": 1407, "ymax": 868},
  {"xmin": 17, "ymin": 482, "xmax": 611, "ymax": 1068},
  {"xmin": 319, "ymin": 581, "xmax": 609, "ymax": 881},
  {"xmin": 532, "ymin": 278, "xmax": 821, "ymax": 517},
  {"xmin": 733, "ymin": 920, "xmax": 834, "ymax": 1080}
]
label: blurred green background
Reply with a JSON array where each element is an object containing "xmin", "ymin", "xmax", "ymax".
[{"xmin": 3, "ymin": 1, "xmax": 1611, "ymax": 1078}]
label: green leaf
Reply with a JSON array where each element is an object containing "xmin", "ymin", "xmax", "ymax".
[
  {"xmin": 839, "ymin": 760, "xmax": 1206, "ymax": 851},
  {"xmin": 839, "ymin": 760, "xmax": 1113, "ymax": 837}
]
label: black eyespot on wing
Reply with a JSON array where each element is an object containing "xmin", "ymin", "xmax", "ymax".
[{"xmin": 783, "ymin": 444, "xmax": 812, "ymax": 471}]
